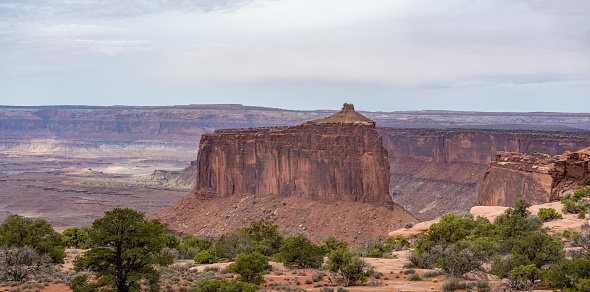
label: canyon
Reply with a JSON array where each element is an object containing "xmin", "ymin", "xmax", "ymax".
[{"xmin": 1, "ymin": 105, "xmax": 590, "ymax": 230}]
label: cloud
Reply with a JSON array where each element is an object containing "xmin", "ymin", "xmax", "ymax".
[{"xmin": 0, "ymin": 0, "xmax": 255, "ymax": 19}]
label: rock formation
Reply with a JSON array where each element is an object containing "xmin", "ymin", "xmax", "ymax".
[
  {"xmin": 475, "ymin": 152, "xmax": 556, "ymax": 207},
  {"xmin": 549, "ymin": 147, "xmax": 590, "ymax": 198},
  {"xmin": 475, "ymin": 147, "xmax": 590, "ymax": 207},
  {"xmin": 155, "ymin": 104, "xmax": 416, "ymax": 243},
  {"xmin": 378, "ymin": 128, "xmax": 590, "ymax": 219},
  {"xmin": 194, "ymin": 103, "xmax": 391, "ymax": 204}
]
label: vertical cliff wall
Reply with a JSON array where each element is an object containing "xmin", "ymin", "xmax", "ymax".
[
  {"xmin": 550, "ymin": 147, "xmax": 590, "ymax": 198},
  {"xmin": 194, "ymin": 104, "xmax": 391, "ymax": 204},
  {"xmin": 377, "ymin": 128, "xmax": 590, "ymax": 219},
  {"xmin": 475, "ymin": 152, "xmax": 556, "ymax": 207}
]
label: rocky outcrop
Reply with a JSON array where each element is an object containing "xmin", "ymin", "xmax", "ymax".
[
  {"xmin": 475, "ymin": 152, "xmax": 556, "ymax": 207},
  {"xmin": 549, "ymin": 147, "xmax": 590, "ymax": 198},
  {"xmin": 194, "ymin": 103, "xmax": 390, "ymax": 204},
  {"xmin": 378, "ymin": 128, "xmax": 590, "ymax": 219},
  {"xmin": 475, "ymin": 148, "xmax": 590, "ymax": 207}
]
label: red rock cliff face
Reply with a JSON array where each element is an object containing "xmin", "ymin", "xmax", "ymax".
[
  {"xmin": 475, "ymin": 152, "xmax": 556, "ymax": 207},
  {"xmin": 194, "ymin": 104, "xmax": 391, "ymax": 204},
  {"xmin": 549, "ymin": 147, "xmax": 590, "ymax": 198},
  {"xmin": 377, "ymin": 128, "xmax": 590, "ymax": 219}
]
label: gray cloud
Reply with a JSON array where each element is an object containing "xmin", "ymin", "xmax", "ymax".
[{"xmin": 0, "ymin": 0, "xmax": 255, "ymax": 19}]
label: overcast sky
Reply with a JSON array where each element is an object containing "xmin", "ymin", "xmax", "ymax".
[{"xmin": 0, "ymin": 0, "xmax": 588, "ymax": 112}]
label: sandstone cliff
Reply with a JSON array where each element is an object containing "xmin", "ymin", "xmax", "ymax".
[
  {"xmin": 475, "ymin": 148, "xmax": 590, "ymax": 207},
  {"xmin": 550, "ymin": 147, "xmax": 590, "ymax": 198},
  {"xmin": 378, "ymin": 129, "xmax": 590, "ymax": 219},
  {"xmin": 194, "ymin": 103, "xmax": 391, "ymax": 204},
  {"xmin": 475, "ymin": 152, "xmax": 556, "ymax": 207}
]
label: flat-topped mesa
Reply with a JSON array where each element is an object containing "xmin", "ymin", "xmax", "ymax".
[{"xmin": 194, "ymin": 103, "xmax": 391, "ymax": 204}]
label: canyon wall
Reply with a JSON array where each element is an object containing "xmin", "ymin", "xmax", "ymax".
[
  {"xmin": 475, "ymin": 152, "xmax": 555, "ymax": 207},
  {"xmin": 475, "ymin": 147, "xmax": 590, "ymax": 207},
  {"xmin": 377, "ymin": 128, "xmax": 590, "ymax": 219},
  {"xmin": 550, "ymin": 147, "xmax": 590, "ymax": 198}
]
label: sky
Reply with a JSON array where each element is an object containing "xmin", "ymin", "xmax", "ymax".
[{"xmin": 0, "ymin": 0, "xmax": 589, "ymax": 112}]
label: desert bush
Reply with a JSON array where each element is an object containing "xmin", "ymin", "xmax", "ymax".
[
  {"xmin": 0, "ymin": 214, "xmax": 66, "ymax": 264},
  {"xmin": 423, "ymin": 270, "xmax": 444, "ymax": 278},
  {"xmin": 441, "ymin": 277, "xmax": 469, "ymax": 292},
  {"xmin": 404, "ymin": 222, "xmax": 414, "ymax": 229},
  {"xmin": 507, "ymin": 264, "xmax": 540, "ymax": 292},
  {"xmin": 193, "ymin": 248, "xmax": 218, "ymax": 264},
  {"xmin": 543, "ymin": 257, "xmax": 590, "ymax": 291},
  {"xmin": 243, "ymin": 219, "xmax": 284, "ymax": 257},
  {"xmin": 275, "ymin": 234, "xmax": 323, "ymax": 268},
  {"xmin": 193, "ymin": 278, "xmax": 258, "ymax": 292},
  {"xmin": 407, "ymin": 273, "xmax": 422, "ymax": 281},
  {"xmin": 0, "ymin": 246, "xmax": 52, "ymax": 282},
  {"xmin": 226, "ymin": 252, "xmax": 270, "ymax": 284},
  {"xmin": 580, "ymin": 210, "xmax": 586, "ymax": 219},
  {"xmin": 62, "ymin": 227, "xmax": 90, "ymax": 249},
  {"xmin": 214, "ymin": 230, "xmax": 255, "ymax": 260},
  {"xmin": 304, "ymin": 279, "xmax": 312, "ymax": 284},
  {"xmin": 367, "ymin": 249, "xmax": 383, "ymax": 258},
  {"xmin": 320, "ymin": 237, "xmax": 348, "ymax": 255},
  {"xmin": 475, "ymin": 279, "xmax": 490, "ymax": 291},
  {"xmin": 179, "ymin": 236, "xmax": 213, "ymax": 259},
  {"xmin": 537, "ymin": 208, "xmax": 562, "ymax": 222},
  {"xmin": 327, "ymin": 248, "xmax": 373, "ymax": 287}
]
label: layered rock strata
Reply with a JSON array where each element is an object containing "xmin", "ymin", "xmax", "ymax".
[
  {"xmin": 475, "ymin": 147, "xmax": 590, "ymax": 207},
  {"xmin": 550, "ymin": 147, "xmax": 590, "ymax": 198},
  {"xmin": 194, "ymin": 103, "xmax": 391, "ymax": 204},
  {"xmin": 475, "ymin": 152, "xmax": 556, "ymax": 207}
]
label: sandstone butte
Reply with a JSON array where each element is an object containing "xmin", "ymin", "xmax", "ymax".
[
  {"xmin": 475, "ymin": 147, "xmax": 590, "ymax": 207},
  {"xmin": 154, "ymin": 103, "xmax": 417, "ymax": 243}
]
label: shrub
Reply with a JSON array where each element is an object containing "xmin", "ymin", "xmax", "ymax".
[
  {"xmin": 226, "ymin": 252, "xmax": 270, "ymax": 284},
  {"xmin": 320, "ymin": 237, "xmax": 348, "ymax": 255},
  {"xmin": 423, "ymin": 270, "xmax": 444, "ymax": 278},
  {"xmin": 327, "ymin": 248, "xmax": 373, "ymax": 287},
  {"xmin": 367, "ymin": 249, "xmax": 383, "ymax": 258},
  {"xmin": 407, "ymin": 273, "xmax": 422, "ymax": 281},
  {"xmin": 402, "ymin": 269, "xmax": 416, "ymax": 275},
  {"xmin": 215, "ymin": 230, "xmax": 255, "ymax": 260},
  {"xmin": 404, "ymin": 222, "xmax": 414, "ymax": 229},
  {"xmin": 441, "ymin": 277, "xmax": 468, "ymax": 292},
  {"xmin": 193, "ymin": 278, "xmax": 258, "ymax": 292},
  {"xmin": 0, "ymin": 246, "xmax": 52, "ymax": 282},
  {"xmin": 475, "ymin": 279, "xmax": 490, "ymax": 292},
  {"xmin": 507, "ymin": 264, "xmax": 540, "ymax": 291},
  {"xmin": 585, "ymin": 179, "xmax": 590, "ymax": 186},
  {"xmin": 580, "ymin": 210, "xmax": 586, "ymax": 219},
  {"xmin": 275, "ymin": 234, "xmax": 323, "ymax": 268},
  {"xmin": 243, "ymin": 219, "xmax": 284, "ymax": 257},
  {"xmin": 543, "ymin": 257, "xmax": 590, "ymax": 290},
  {"xmin": 194, "ymin": 249, "xmax": 218, "ymax": 264},
  {"xmin": 304, "ymin": 279, "xmax": 312, "ymax": 284},
  {"xmin": 537, "ymin": 208, "xmax": 562, "ymax": 222}
]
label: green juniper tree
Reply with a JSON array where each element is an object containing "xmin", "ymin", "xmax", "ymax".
[{"xmin": 73, "ymin": 208, "xmax": 174, "ymax": 292}]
